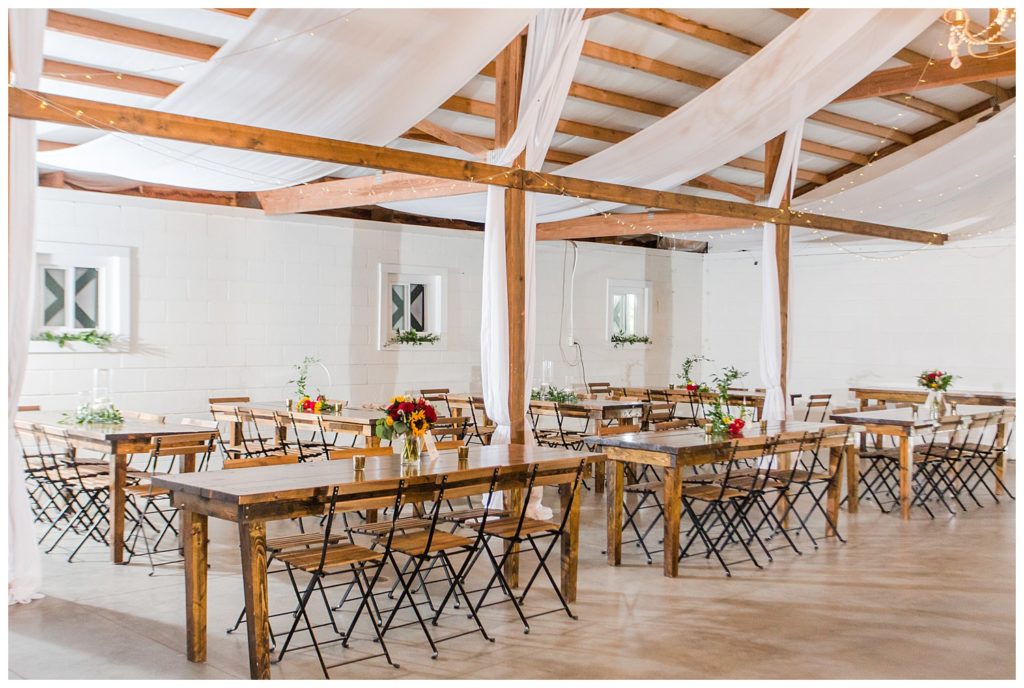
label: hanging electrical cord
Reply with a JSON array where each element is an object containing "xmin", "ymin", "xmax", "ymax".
[{"xmin": 556, "ymin": 241, "xmax": 588, "ymax": 388}]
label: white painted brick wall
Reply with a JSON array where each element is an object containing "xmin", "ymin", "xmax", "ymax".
[{"xmin": 24, "ymin": 188, "xmax": 703, "ymax": 414}]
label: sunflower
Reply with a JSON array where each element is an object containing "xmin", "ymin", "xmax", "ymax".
[
  {"xmin": 385, "ymin": 415, "xmax": 395, "ymax": 427},
  {"xmin": 409, "ymin": 409, "xmax": 429, "ymax": 436}
]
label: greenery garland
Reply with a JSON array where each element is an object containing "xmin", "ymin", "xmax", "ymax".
[
  {"xmin": 388, "ymin": 329, "xmax": 441, "ymax": 346},
  {"xmin": 34, "ymin": 329, "xmax": 115, "ymax": 349},
  {"xmin": 62, "ymin": 404, "xmax": 124, "ymax": 425},
  {"xmin": 531, "ymin": 387, "xmax": 580, "ymax": 403},
  {"xmin": 611, "ymin": 331, "xmax": 652, "ymax": 348}
]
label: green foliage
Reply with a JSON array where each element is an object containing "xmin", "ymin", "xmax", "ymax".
[
  {"xmin": 677, "ymin": 354, "xmax": 711, "ymax": 383},
  {"xmin": 611, "ymin": 331, "xmax": 652, "ymax": 348},
  {"xmin": 388, "ymin": 329, "xmax": 441, "ymax": 346},
  {"xmin": 34, "ymin": 329, "xmax": 115, "ymax": 349},
  {"xmin": 289, "ymin": 356, "xmax": 320, "ymax": 399},
  {"xmin": 62, "ymin": 404, "xmax": 124, "ymax": 425},
  {"xmin": 531, "ymin": 387, "xmax": 580, "ymax": 403},
  {"xmin": 917, "ymin": 369, "xmax": 956, "ymax": 392},
  {"xmin": 705, "ymin": 366, "xmax": 749, "ymax": 435}
]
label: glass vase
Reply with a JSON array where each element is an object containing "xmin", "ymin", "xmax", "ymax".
[
  {"xmin": 925, "ymin": 390, "xmax": 945, "ymax": 419},
  {"xmin": 401, "ymin": 435, "xmax": 421, "ymax": 466}
]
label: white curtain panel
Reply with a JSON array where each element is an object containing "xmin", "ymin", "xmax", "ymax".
[
  {"xmin": 9, "ymin": 8, "xmax": 47, "ymax": 606},
  {"xmin": 37, "ymin": 8, "xmax": 536, "ymax": 190},
  {"xmin": 758, "ymin": 123, "xmax": 805, "ymax": 423},
  {"xmin": 480, "ymin": 9, "xmax": 587, "ymax": 517},
  {"xmin": 383, "ymin": 9, "xmax": 939, "ymax": 224},
  {"xmin": 796, "ymin": 101, "xmax": 1016, "ymax": 238}
]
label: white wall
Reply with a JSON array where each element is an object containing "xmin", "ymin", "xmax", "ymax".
[
  {"xmin": 701, "ymin": 237, "xmax": 1016, "ymax": 403},
  {"xmin": 22, "ymin": 188, "xmax": 703, "ymax": 413}
]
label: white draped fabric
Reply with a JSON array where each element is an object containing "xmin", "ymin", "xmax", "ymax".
[
  {"xmin": 796, "ymin": 101, "xmax": 1016, "ymax": 238},
  {"xmin": 758, "ymin": 124, "xmax": 804, "ymax": 423},
  {"xmin": 37, "ymin": 8, "xmax": 536, "ymax": 190},
  {"xmin": 9, "ymin": 8, "xmax": 47, "ymax": 606},
  {"xmin": 384, "ymin": 8, "xmax": 940, "ymax": 223},
  {"xmin": 480, "ymin": 9, "xmax": 587, "ymax": 518}
]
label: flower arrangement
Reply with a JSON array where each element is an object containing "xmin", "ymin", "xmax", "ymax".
[
  {"xmin": 34, "ymin": 329, "xmax": 115, "ymax": 349},
  {"xmin": 531, "ymin": 387, "xmax": 580, "ymax": 403},
  {"xmin": 704, "ymin": 366, "xmax": 748, "ymax": 436},
  {"xmin": 917, "ymin": 369, "xmax": 955, "ymax": 392},
  {"xmin": 295, "ymin": 394, "xmax": 339, "ymax": 414},
  {"xmin": 677, "ymin": 354, "xmax": 711, "ymax": 391},
  {"xmin": 375, "ymin": 395, "xmax": 438, "ymax": 464},
  {"xmin": 290, "ymin": 355, "xmax": 320, "ymax": 399},
  {"xmin": 611, "ymin": 331, "xmax": 652, "ymax": 348},
  {"xmin": 388, "ymin": 329, "xmax": 441, "ymax": 346},
  {"xmin": 62, "ymin": 403, "xmax": 124, "ymax": 425}
]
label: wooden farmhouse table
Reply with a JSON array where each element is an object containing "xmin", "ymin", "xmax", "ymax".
[
  {"xmin": 16, "ymin": 410, "xmax": 204, "ymax": 563},
  {"xmin": 849, "ymin": 385, "xmax": 1015, "ymax": 409},
  {"xmin": 588, "ymin": 421, "xmax": 854, "ymax": 578},
  {"xmin": 153, "ymin": 444, "xmax": 602, "ymax": 680},
  {"xmin": 209, "ymin": 401, "xmax": 388, "ymax": 450},
  {"xmin": 829, "ymin": 404, "xmax": 1011, "ymax": 520}
]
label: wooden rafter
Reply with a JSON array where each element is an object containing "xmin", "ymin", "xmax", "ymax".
[
  {"xmin": 43, "ymin": 59, "xmax": 180, "ymax": 98},
  {"xmin": 38, "ymin": 139, "xmax": 76, "ymax": 152},
  {"xmin": 11, "ymin": 88, "xmax": 943, "ymax": 245},
  {"xmin": 620, "ymin": 8, "xmax": 761, "ymax": 56},
  {"xmin": 882, "ymin": 94, "xmax": 960, "ymax": 124},
  {"xmin": 537, "ymin": 211, "xmax": 753, "ymax": 240},
  {"xmin": 209, "ymin": 8, "xmax": 256, "ymax": 18},
  {"xmin": 836, "ymin": 51, "xmax": 1016, "ymax": 101},
  {"xmin": 257, "ymin": 173, "xmax": 486, "ymax": 215},
  {"xmin": 582, "ymin": 9, "xmax": 622, "ymax": 21},
  {"xmin": 410, "ymin": 119, "xmax": 490, "ymax": 157},
  {"xmin": 46, "ymin": 11, "xmax": 219, "ymax": 61}
]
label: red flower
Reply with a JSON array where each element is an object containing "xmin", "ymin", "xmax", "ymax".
[
  {"xmin": 686, "ymin": 383, "xmax": 698, "ymax": 392},
  {"xmin": 424, "ymin": 405, "xmax": 437, "ymax": 423},
  {"xmin": 928, "ymin": 372, "xmax": 937, "ymax": 379},
  {"xmin": 399, "ymin": 401, "xmax": 414, "ymax": 415}
]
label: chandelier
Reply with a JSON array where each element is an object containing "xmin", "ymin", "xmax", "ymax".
[{"xmin": 942, "ymin": 8, "xmax": 1016, "ymax": 68}]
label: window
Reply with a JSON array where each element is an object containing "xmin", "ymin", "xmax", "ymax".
[
  {"xmin": 607, "ymin": 279, "xmax": 650, "ymax": 341},
  {"xmin": 378, "ymin": 263, "xmax": 447, "ymax": 348},
  {"xmin": 32, "ymin": 242, "xmax": 132, "ymax": 352}
]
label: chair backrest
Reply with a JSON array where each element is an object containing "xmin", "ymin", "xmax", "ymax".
[
  {"xmin": 431, "ymin": 416, "xmax": 468, "ymax": 440},
  {"xmin": 123, "ymin": 410, "xmax": 166, "ymax": 423},
  {"xmin": 556, "ymin": 403, "xmax": 591, "ymax": 420},
  {"xmin": 653, "ymin": 419, "xmax": 691, "ymax": 432},
  {"xmin": 223, "ymin": 453, "xmax": 300, "ymax": 469},
  {"xmin": 587, "ymin": 382, "xmax": 611, "ymax": 395},
  {"xmin": 647, "ymin": 388, "xmax": 669, "ymax": 402},
  {"xmin": 433, "ymin": 438, "xmax": 463, "ymax": 451},
  {"xmin": 208, "ymin": 396, "xmax": 250, "ymax": 405},
  {"xmin": 151, "ymin": 431, "xmax": 219, "ymax": 459},
  {"xmin": 17, "ymin": 404, "xmax": 40, "ymax": 412},
  {"xmin": 327, "ymin": 446, "xmax": 395, "ymax": 461},
  {"xmin": 420, "ymin": 388, "xmax": 450, "ymax": 402},
  {"xmin": 646, "ymin": 402, "xmax": 673, "ymax": 424}
]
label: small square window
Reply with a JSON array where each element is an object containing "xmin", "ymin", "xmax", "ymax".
[
  {"xmin": 607, "ymin": 279, "xmax": 650, "ymax": 342},
  {"xmin": 378, "ymin": 264, "xmax": 447, "ymax": 349}
]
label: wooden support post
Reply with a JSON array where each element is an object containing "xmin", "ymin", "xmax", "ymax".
[
  {"xmin": 496, "ymin": 32, "xmax": 528, "ymax": 446},
  {"xmin": 764, "ymin": 134, "xmax": 791, "ymax": 403},
  {"xmin": 496, "ymin": 33, "xmax": 527, "ymax": 586}
]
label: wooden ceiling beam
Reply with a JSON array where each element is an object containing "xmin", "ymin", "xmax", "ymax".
[
  {"xmin": 620, "ymin": 8, "xmax": 761, "ymax": 56},
  {"xmin": 38, "ymin": 139, "xmax": 76, "ymax": 152},
  {"xmin": 581, "ymin": 40, "xmax": 719, "ymax": 90},
  {"xmin": 411, "ymin": 119, "xmax": 490, "ymax": 157},
  {"xmin": 836, "ymin": 51, "xmax": 1016, "ymax": 101},
  {"xmin": 208, "ymin": 8, "xmax": 256, "ymax": 18},
  {"xmin": 257, "ymin": 173, "xmax": 486, "ymax": 215},
  {"xmin": 12, "ymin": 88, "xmax": 941, "ymax": 244},
  {"xmin": 882, "ymin": 94, "xmax": 960, "ymax": 123},
  {"xmin": 582, "ymin": 9, "xmax": 623, "ymax": 20},
  {"xmin": 538, "ymin": 211, "xmax": 750, "ymax": 240},
  {"xmin": 685, "ymin": 174, "xmax": 761, "ymax": 202},
  {"xmin": 46, "ymin": 11, "xmax": 219, "ymax": 61},
  {"xmin": 400, "ymin": 129, "xmax": 583, "ymax": 166},
  {"xmin": 42, "ymin": 59, "xmax": 180, "ymax": 98},
  {"xmin": 894, "ymin": 46, "xmax": 1009, "ymax": 100},
  {"xmin": 728, "ymin": 157, "xmax": 828, "ymax": 185}
]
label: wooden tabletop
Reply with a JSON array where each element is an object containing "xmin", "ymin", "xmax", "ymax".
[
  {"xmin": 830, "ymin": 404, "xmax": 1008, "ymax": 428},
  {"xmin": 153, "ymin": 444, "xmax": 603, "ymax": 506},
  {"xmin": 210, "ymin": 400, "xmax": 387, "ymax": 422},
  {"xmin": 849, "ymin": 386, "xmax": 1015, "ymax": 404},
  {"xmin": 586, "ymin": 420, "xmax": 837, "ymax": 458},
  {"xmin": 17, "ymin": 410, "xmax": 199, "ymax": 441}
]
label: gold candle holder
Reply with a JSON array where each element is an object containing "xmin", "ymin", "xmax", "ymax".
[
  {"xmin": 760, "ymin": 419, "xmax": 768, "ymax": 433},
  {"xmin": 457, "ymin": 446, "xmax": 470, "ymax": 460},
  {"xmin": 704, "ymin": 423, "xmax": 712, "ymax": 436},
  {"xmin": 287, "ymin": 398, "xmax": 294, "ymax": 411},
  {"xmin": 353, "ymin": 455, "xmax": 366, "ymax": 471}
]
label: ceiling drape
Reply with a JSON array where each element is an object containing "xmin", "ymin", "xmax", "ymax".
[
  {"xmin": 37, "ymin": 8, "xmax": 536, "ymax": 191},
  {"xmin": 9, "ymin": 8, "xmax": 47, "ymax": 606}
]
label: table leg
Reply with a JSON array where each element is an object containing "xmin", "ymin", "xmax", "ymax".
[
  {"xmin": 228, "ymin": 420, "xmax": 243, "ymax": 455},
  {"xmin": 594, "ymin": 458, "xmax": 606, "ymax": 494},
  {"xmin": 662, "ymin": 466, "xmax": 682, "ymax": 578},
  {"xmin": 606, "ymin": 460, "xmax": 624, "ymax": 566},
  {"xmin": 846, "ymin": 441, "xmax": 860, "ymax": 513},
  {"xmin": 826, "ymin": 446, "xmax": 845, "ymax": 536},
  {"xmin": 110, "ymin": 452, "xmax": 127, "ymax": 563},
  {"xmin": 776, "ymin": 452, "xmax": 792, "ymax": 527},
  {"xmin": 503, "ymin": 486, "xmax": 523, "ymax": 587},
  {"xmin": 899, "ymin": 435, "xmax": 914, "ymax": 521},
  {"xmin": 178, "ymin": 453, "xmax": 197, "ymax": 550},
  {"xmin": 560, "ymin": 480, "xmax": 581, "ymax": 603},
  {"xmin": 238, "ymin": 521, "xmax": 271, "ymax": 680},
  {"xmin": 995, "ymin": 421, "xmax": 1007, "ymax": 495},
  {"xmin": 365, "ymin": 435, "xmax": 381, "ymax": 523},
  {"xmin": 184, "ymin": 510, "xmax": 208, "ymax": 663}
]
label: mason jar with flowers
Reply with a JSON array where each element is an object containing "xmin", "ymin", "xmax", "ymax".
[
  {"xmin": 916, "ymin": 369, "xmax": 955, "ymax": 418},
  {"xmin": 375, "ymin": 395, "xmax": 437, "ymax": 465}
]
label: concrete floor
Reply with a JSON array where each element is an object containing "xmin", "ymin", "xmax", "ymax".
[{"xmin": 9, "ymin": 471, "xmax": 1015, "ymax": 680}]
